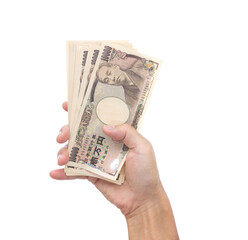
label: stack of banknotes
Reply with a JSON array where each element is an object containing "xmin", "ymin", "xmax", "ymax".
[{"xmin": 65, "ymin": 41, "xmax": 162, "ymax": 184}]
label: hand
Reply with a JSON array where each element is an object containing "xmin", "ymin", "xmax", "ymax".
[
  {"xmin": 50, "ymin": 102, "xmax": 163, "ymax": 215},
  {"xmin": 50, "ymin": 102, "xmax": 179, "ymax": 239}
]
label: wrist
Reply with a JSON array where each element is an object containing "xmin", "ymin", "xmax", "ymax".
[{"xmin": 125, "ymin": 185, "xmax": 179, "ymax": 240}]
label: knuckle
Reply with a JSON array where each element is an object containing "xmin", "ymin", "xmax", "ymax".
[
  {"xmin": 117, "ymin": 124, "xmax": 135, "ymax": 135},
  {"xmin": 121, "ymin": 123, "xmax": 130, "ymax": 132},
  {"xmin": 143, "ymin": 138, "xmax": 153, "ymax": 151},
  {"xmin": 58, "ymin": 146, "xmax": 68, "ymax": 155}
]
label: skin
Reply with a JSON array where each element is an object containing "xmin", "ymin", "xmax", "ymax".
[{"xmin": 50, "ymin": 102, "xmax": 179, "ymax": 240}]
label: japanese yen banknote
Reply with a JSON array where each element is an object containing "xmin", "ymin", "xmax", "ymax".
[{"xmin": 64, "ymin": 41, "xmax": 161, "ymax": 184}]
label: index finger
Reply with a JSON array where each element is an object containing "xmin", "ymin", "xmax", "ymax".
[{"xmin": 62, "ymin": 102, "xmax": 68, "ymax": 112}]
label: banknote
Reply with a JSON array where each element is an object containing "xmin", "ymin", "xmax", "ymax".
[
  {"xmin": 68, "ymin": 41, "xmax": 134, "ymax": 137},
  {"xmin": 66, "ymin": 42, "xmax": 161, "ymax": 181},
  {"xmin": 66, "ymin": 47, "xmax": 126, "ymax": 184},
  {"xmin": 65, "ymin": 165, "xmax": 125, "ymax": 185},
  {"xmin": 69, "ymin": 46, "xmax": 89, "ymax": 131},
  {"xmin": 65, "ymin": 41, "xmax": 134, "ymax": 183},
  {"xmin": 72, "ymin": 47, "xmax": 100, "ymax": 135}
]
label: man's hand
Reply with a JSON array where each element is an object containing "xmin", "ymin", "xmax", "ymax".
[{"xmin": 50, "ymin": 102, "xmax": 179, "ymax": 240}]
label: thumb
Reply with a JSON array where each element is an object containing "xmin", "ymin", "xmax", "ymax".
[{"xmin": 102, "ymin": 124, "xmax": 149, "ymax": 150}]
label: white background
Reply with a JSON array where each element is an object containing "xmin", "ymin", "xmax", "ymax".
[{"xmin": 0, "ymin": 0, "xmax": 247, "ymax": 239}]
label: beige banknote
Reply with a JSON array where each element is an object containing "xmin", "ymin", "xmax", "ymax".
[
  {"xmin": 68, "ymin": 41, "xmax": 133, "ymax": 135},
  {"xmin": 67, "ymin": 42, "xmax": 89, "ymax": 128},
  {"xmin": 65, "ymin": 41, "xmax": 135, "ymax": 183},
  {"xmin": 70, "ymin": 46, "xmax": 89, "ymax": 132},
  {"xmin": 66, "ymin": 47, "xmax": 126, "ymax": 183},
  {"xmin": 66, "ymin": 42, "xmax": 162, "ymax": 181},
  {"xmin": 71, "ymin": 46, "xmax": 100, "ymax": 135}
]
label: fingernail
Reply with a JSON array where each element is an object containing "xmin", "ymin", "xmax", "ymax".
[
  {"xmin": 104, "ymin": 125, "xmax": 115, "ymax": 131},
  {"xmin": 57, "ymin": 154, "xmax": 62, "ymax": 160},
  {"xmin": 59, "ymin": 130, "xmax": 62, "ymax": 135}
]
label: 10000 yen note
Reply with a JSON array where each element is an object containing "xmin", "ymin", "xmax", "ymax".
[
  {"xmin": 66, "ymin": 44, "xmax": 98, "ymax": 179},
  {"xmin": 65, "ymin": 42, "xmax": 134, "ymax": 183},
  {"xmin": 70, "ymin": 46, "xmax": 89, "ymax": 132},
  {"xmin": 67, "ymin": 42, "xmax": 89, "ymax": 129},
  {"xmin": 68, "ymin": 41, "xmax": 134, "ymax": 134},
  {"xmin": 65, "ymin": 47, "xmax": 101, "ymax": 178},
  {"xmin": 66, "ymin": 43, "xmax": 161, "ymax": 181},
  {"xmin": 72, "ymin": 47, "xmax": 100, "ymax": 135},
  {"xmin": 67, "ymin": 41, "xmax": 133, "ymax": 131},
  {"xmin": 66, "ymin": 43, "xmax": 131, "ymax": 183},
  {"xmin": 65, "ymin": 166, "xmax": 125, "ymax": 185}
]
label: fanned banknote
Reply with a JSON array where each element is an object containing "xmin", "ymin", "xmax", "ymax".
[
  {"xmin": 65, "ymin": 42, "xmax": 161, "ymax": 182},
  {"xmin": 65, "ymin": 41, "xmax": 134, "ymax": 184}
]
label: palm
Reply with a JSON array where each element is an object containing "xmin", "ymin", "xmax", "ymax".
[{"xmin": 90, "ymin": 144, "xmax": 160, "ymax": 215}]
